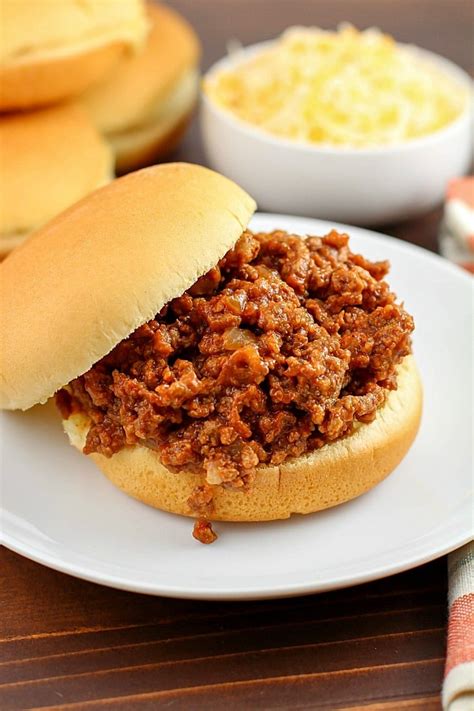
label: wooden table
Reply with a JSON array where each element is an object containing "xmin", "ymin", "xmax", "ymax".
[{"xmin": 2, "ymin": 1, "xmax": 471, "ymax": 708}]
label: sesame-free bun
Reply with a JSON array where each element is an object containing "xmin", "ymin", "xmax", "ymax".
[
  {"xmin": 109, "ymin": 69, "xmax": 198, "ymax": 174},
  {"xmin": 81, "ymin": 3, "xmax": 200, "ymax": 171},
  {"xmin": 63, "ymin": 356, "xmax": 422, "ymax": 522},
  {"xmin": 0, "ymin": 0, "xmax": 148, "ymax": 110},
  {"xmin": 0, "ymin": 103, "xmax": 113, "ymax": 256},
  {"xmin": 0, "ymin": 163, "xmax": 256, "ymax": 410}
]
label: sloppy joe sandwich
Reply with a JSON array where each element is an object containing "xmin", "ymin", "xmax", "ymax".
[
  {"xmin": 0, "ymin": 103, "xmax": 113, "ymax": 257},
  {"xmin": 0, "ymin": 0, "xmax": 148, "ymax": 111},
  {"xmin": 81, "ymin": 3, "xmax": 200, "ymax": 173},
  {"xmin": 0, "ymin": 163, "xmax": 422, "ymax": 543}
]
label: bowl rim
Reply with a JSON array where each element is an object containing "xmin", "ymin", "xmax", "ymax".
[{"xmin": 202, "ymin": 38, "xmax": 473, "ymax": 156}]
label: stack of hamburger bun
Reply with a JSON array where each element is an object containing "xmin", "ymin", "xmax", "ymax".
[
  {"xmin": 81, "ymin": 2, "xmax": 201, "ymax": 174},
  {"xmin": 0, "ymin": 0, "xmax": 201, "ymax": 256}
]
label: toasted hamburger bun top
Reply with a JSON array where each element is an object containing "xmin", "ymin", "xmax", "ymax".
[
  {"xmin": 0, "ymin": 103, "xmax": 113, "ymax": 238},
  {"xmin": 81, "ymin": 3, "xmax": 201, "ymax": 134},
  {"xmin": 0, "ymin": 0, "xmax": 148, "ymax": 110},
  {"xmin": 0, "ymin": 163, "xmax": 256, "ymax": 411},
  {"xmin": 63, "ymin": 355, "xmax": 422, "ymax": 522}
]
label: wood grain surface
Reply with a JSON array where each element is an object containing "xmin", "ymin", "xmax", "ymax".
[
  {"xmin": 2, "ymin": 0, "xmax": 471, "ymax": 708},
  {"xmin": 1, "ymin": 548, "xmax": 446, "ymax": 709}
]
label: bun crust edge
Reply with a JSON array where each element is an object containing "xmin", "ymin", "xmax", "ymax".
[
  {"xmin": 0, "ymin": 42, "xmax": 125, "ymax": 111},
  {"xmin": 113, "ymin": 108, "xmax": 195, "ymax": 174},
  {"xmin": 63, "ymin": 355, "xmax": 422, "ymax": 522},
  {"xmin": 111, "ymin": 68, "xmax": 199, "ymax": 173}
]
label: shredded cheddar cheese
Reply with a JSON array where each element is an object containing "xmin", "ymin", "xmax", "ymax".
[{"xmin": 205, "ymin": 26, "xmax": 467, "ymax": 147}]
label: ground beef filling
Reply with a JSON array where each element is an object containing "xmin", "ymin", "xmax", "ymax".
[{"xmin": 57, "ymin": 230, "xmax": 414, "ymax": 542}]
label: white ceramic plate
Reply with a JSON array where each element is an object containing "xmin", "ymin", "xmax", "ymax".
[{"xmin": 2, "ymin": 214, "xmax": 472, "ymax": 600}]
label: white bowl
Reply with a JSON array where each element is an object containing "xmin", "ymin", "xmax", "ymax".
[{"xmin": 201, "ymin": 41, "xmax": 473, "ymax": 225}]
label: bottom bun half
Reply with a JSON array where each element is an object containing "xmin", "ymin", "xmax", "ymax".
[
  {"xmin": 63, "ymin": 355, "xmax": 422, "ymax": 522},
  {"xmin": 110, "ymin": 68, "xmax": 199, "ymax": 174}
]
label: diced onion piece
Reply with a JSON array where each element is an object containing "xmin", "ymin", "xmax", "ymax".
[{"xmin": 222, "ymin": 327, "xmax": 257, "ymax": 350}]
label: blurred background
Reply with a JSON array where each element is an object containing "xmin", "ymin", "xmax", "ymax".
[
  {"xmin": 170, "ymin": 0, "xmax": 473, "ymax": 166},
  {"xmin": 1, "ymin": 0, "xmax": 472, "ymax": 261}
]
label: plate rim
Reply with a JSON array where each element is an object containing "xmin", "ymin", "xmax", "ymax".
[
  {"xmin": 2, "ymin": 212, "xmax": 472, "ymax": 600},
  {"xmin": 2, "ymin": 528, "xmax": 471, "ymax": 600}
]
